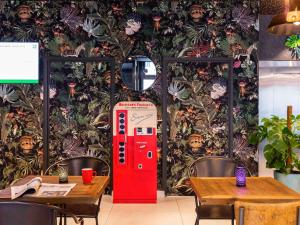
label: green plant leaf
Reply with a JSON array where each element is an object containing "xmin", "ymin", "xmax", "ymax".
[
  {"xmin": 252, "ymin": 113, "xmax": 300, "ymax": 173},
  {"xmin": 285, "ymin": 35, "xmax": 300, "ymax": 49}
]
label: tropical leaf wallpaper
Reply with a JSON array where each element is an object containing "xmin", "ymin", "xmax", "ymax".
[
  {"xmin": 0, "ymin": 0, "xmax": 258, "ymax": 193},
  {"xmin": 48, "ymin": 61, "xmax": 112, "ymax": 166},
  {"xmin": 0, "ymin": 85, "xmax": 43, "ymax": 188},
  {"xmin": 166, "ymin": 62, "xmax": 231, "ymax": 194}
]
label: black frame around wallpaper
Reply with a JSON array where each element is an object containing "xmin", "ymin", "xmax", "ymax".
[
  {"xmin": 162, "ymin": 57, "xmax": 233, "ymax": 193},
  {"xmin": 42, "ymin": 55, "xmax": 116, "ymax": 175},
  {"xmin": 42, "ymin": 55, "xmax": 233, "ymax": 194},
  {"xmin": 0, "ymin": 0, "xmax": 258, "ymax": 191}
]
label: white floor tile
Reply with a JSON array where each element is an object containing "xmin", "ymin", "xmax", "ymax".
[
  {"xmin": 61, "ymin": 195, "xmax": 235, "ymax": 225},
  {"xmin": 176, "ymin": 196, "xmax": 196, "ymax": 225}
]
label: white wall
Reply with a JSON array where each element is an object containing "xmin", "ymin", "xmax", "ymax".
[{"xmin": 259, "ymin": 61, "xmax": 300, "ymax": 176}]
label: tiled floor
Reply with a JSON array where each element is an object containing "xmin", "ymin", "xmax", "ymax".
[{"xmin": 65, "ymin": 195, "xmax": 234, "ymax": 225}]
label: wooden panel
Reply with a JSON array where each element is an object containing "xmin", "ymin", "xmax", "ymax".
[
  {"xmin": 235, "ymin": 200, "xmax": 300, "ymax": 225},
  {"xmin": 0, "ymin": 176, "xmax": 109, "ymax": 204},
  {"xmin": 190, "ymin": 177, "xmax": 300, "ymax": 205}
]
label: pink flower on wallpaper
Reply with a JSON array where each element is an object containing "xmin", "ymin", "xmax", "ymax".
[
  {"xmin": 234, "ymin": 60, "xmax": 242, "ymax": 68},
  {"xmin": 125, "ymin": 19, "xmax": 141, "ymax": 35}
]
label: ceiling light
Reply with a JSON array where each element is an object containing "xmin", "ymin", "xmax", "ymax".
[{"xmin": 268, "ymin": 0, "xmax": 300, "ymax": 35}]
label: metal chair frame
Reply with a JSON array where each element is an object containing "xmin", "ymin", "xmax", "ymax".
[
  {"xmin": 0, "ymin": 201, "xmax": 84, "ymax": 225},
  {"xmin": 188, "ymin": 156, "xmax": 237, "ymax": 225},
  {"xmin": 45, "ymin": 156, "xmax": 110, "ymax": 225},
  {"xmin": 45, "ymin": 156, "xmax": 110, "ymax": 177}
]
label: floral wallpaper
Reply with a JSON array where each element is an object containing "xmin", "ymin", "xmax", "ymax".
[
  {"xmin": 166, "ymin": 62, "xmax": 231, "ymax": 194},
  {"xmin": 0, "ymin": 85, "xmax": 42, "ymax": 189},
  {"xmin": 48, "ymin": 61, "xmax": 112, "ymax": 166},
  {"xmin": 0, "ymin": 0, "xmax": 258, "ymax": 193}
]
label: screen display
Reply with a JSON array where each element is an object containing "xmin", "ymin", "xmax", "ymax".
[{"xmin": 0, "ymin": 42, "xmax": 39, "ymax": 83}]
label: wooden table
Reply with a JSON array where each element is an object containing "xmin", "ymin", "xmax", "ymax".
[
  {"xmin": 190, "ymin": 177, "xmax": 300, "ymax": 205},
  {"xmin": 0, "ymin": 175, "xmax": 109, "ymax": 204}
]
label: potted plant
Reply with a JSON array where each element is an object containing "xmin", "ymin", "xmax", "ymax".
[
  {"xmin": 249, "ymin": 106, "xmax": 300, "ymax": 192},
  {"xmin": 285, "ymin": 34, "xmax": 300, "ymax": 59}
]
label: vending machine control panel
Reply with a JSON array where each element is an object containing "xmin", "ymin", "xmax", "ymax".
[
  {"xmin": 134, "ymin": 127, "xmax": 156, "ymax": 171},
  {"xmin": 116, "ymin": 111, "xmax": 127, "ymax": 165},
  {"xmin": 113, "ymin": 102, "xmax": 157, "ymax": 203}
]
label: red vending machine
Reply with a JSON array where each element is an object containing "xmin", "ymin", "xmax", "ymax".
[{"xmin": 113, "ymin": 101, "xmax": 157, "ymax": 203}]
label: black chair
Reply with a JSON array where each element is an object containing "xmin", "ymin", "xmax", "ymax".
[
  {"xmin": 0, "ymin": 201, "xmax": 83, "ymax": 225},
  {"xmin": 45, "ymin": 156, "xmax": 110, "ymax": 225},
  {"xmin": 188, "ymin": 156, "xmax": 237, "ymax": 225}
]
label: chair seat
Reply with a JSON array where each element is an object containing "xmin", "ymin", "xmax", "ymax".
[
  {"xmin": 196, "ymin": 205, "xmax": 233, "ymax": 219},
  {"xmin": 65, "ymin": 203, "xmax": 98, "ymax": 217}
]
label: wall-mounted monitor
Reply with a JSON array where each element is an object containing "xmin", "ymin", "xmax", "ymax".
[{"xmin": 0, "ymin": 42, "xmax": 39, "ymax": 84}]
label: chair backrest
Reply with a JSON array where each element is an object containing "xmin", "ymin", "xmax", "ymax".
[
  {"xmin": 235, "ymin": 201, "xmax": 300, "ymax": 225},
  {"xmin": 0, "ymin": 201, "xmax": 57, "ymax": 225},
  {"xmin": 189, "ymin": 156, "xmax": 236, "ymax": 177},
  {"xmin": 46, "ymin": 156, "xmax": 110, "ymax": 176}
]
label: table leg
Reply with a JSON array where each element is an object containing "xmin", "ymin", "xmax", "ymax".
[
  {"xmin": 63, "ymin": 204, "xmax": 67, "ymax": 225},
  {"xmin": 194, "ymin": 195, "xmax": 200, "ymax": 225},
  {"xmin": 58, "ymin": 204, "xmax": 63, "ymax": 225},
  {"xmin": 59, "ymin": 213, "xmax": 62, "ymax": 225},
  {"xmin": 194, "ymin": 217, "xmax": 199, "ymax": 225},
  {"xmin": 231, "ymin": 204, "xmax": 235, "ymax": 225}
]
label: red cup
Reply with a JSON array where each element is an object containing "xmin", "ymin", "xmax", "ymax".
[{"xmin": 82, "ymin": 168, "xmax": 96, "ymax": 184}]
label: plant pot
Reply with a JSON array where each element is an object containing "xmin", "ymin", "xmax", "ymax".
[{"xmin": 274, "ymin": 170, "xmax": 300, "ymax": 193}]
